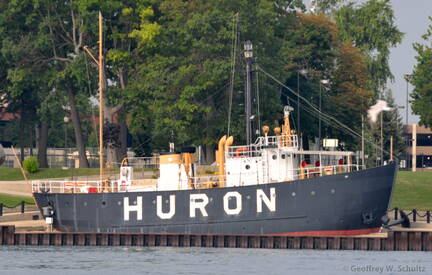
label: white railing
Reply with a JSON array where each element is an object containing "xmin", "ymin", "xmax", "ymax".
[
  {"xmin": 32, "ymin": 164, "xmax": 364, "ymax": 194},
  {"xmin": 226, "ymin": 135, "xmax": 299, "ymax": 158},
  {"xmin": 226, "ymin": 144, "xmax": 263, "ymax": 158},
  {"xmin": 298, "ymin": 164, "xmax": 363, "ymax": 179},
  {"xmin": 32, "ymin": 180, "xmax": 105, "ymax": 194},
  {"xmin": 254, "ymin": 134, "xmax": 299, "ymax": 148}
]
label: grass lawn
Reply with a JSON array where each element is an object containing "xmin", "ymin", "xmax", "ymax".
[
  {"xmin": 390, "ymin": 171, "xmax": 432, "ymax": 210},
  {"xmin": 0, "ymin": 194, "xmax": 35, "ymax": 207}
]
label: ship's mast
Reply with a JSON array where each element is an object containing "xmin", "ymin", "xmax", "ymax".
[
  {"xmin": 98, "ymin": 12, "xmax": 104, "ymax": 183},
  {"xmin": 244, "ymin": 41, "xmax": 253, "ymax": 145}
]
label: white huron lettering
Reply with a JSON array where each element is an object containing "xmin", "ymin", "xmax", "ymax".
[
  {"xmin": 123, "ymin": 197, "xmax": 143, "ymax": 221},
  {"xmin": 223, "ymin": 191, "xmax": 242, "ymax": 215},
  {"xmin": 157, "ymin": 195, "xmax": 176, "ymax": 219},
  {"xmin": 256, "ymin": 188, "xmax": 276, "ymax": 212},
  {"xmin": 189, "ymin": 194, "xmax": 209, "ymax": 218}
]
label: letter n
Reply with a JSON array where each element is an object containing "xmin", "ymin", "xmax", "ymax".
[
  {"xmin": 256, "ymin": 188, "xmax": 276, "ymax": 212},
  {"xmin": 157, "ymin": 195, "xmax": 176, "ymax": 219},
  {"xmin": 124, "ymin": 196, "xmax": 143, "ymax": 221}
]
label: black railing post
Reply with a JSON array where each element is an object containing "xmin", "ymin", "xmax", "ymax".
[
  {"xmin": 20, "ymin": 201, "xmax": 25, "ymax": 214},
  {"xmin": 412, "ymin": 209, "xmax": 417, "ymax": 222},
  {"xmin": 394, "ymin": 207, "xmax": 399, "ymax": 220},
  {"xmin": 427, "ymin": 211, "xmax": 431, "ymax": 224},
  {"xmin": 0, "ymin": 203, "xmax": 3, "ymax": 216}
]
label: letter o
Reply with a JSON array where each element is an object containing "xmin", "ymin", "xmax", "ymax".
[{"xmin": 223, "ymin": 191, "xmax": 242, "ymax": 215}]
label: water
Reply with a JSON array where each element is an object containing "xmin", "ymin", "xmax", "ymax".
[{"xmin": 0, "ymin": 246, "xmax": 431, "ymax": 275}]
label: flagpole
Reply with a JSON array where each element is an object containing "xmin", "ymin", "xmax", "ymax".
[{"xmin": 98, "ymin": 12, "xmax": 104, "ymax": 184}]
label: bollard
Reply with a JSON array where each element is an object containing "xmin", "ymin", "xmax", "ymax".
[
  {"xmin": 394, "ymin": 208, "xmax": 399, "ymax": 220},
  {"xmin": 21, "ymin": 201, "xmax": 25, "ymax": 214},
  {"xmin": 0, "ymin": 203, "xmax": 2, "ymax": 216},
  {"xmin": 427, "ymin": 211, "xmax": 431, "ymax": 224},
  {"xmin": 412, "ymin": 209, "xmax": 417, "ymax": 222}
]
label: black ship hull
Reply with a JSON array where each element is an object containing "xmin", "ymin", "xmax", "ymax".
[{"xmin": 34, "ymin": 163, "xmax": 396, "ymax": 236}]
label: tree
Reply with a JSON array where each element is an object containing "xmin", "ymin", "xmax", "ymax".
[
  {"xmin": 104, "ymin": 1, "xmax": 162, "ymax": 164},
  {"xmin": 333, "ymin": 0, "xmax": 403, "ymax": 95},
  {"xmin": 37, "ymin": 0, "xmax": 130, "ymax": 167},
  {"xmin": 280, "ymin": 13, "xmax": 374, "ymax": 149},
  {"xmin": 411, "ymin": 17, "xmax": 432, "ymax": 127},
  {"xmin": 0, "ymin": 0, "xmax": 54, "ymax": 165}
]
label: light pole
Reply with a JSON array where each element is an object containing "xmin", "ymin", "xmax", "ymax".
[
  {"xmin": 404, "ymin": 74, "xmax": 412, "ymax": 168},
  {"xmin": 319, "ymin": 79, "xmax": 329, "ymax": 149},
  {"xmin": 380, "ymin": 111, "xmax": 383, "ymax": 165},
  {"xmin": 63, "ymin": 116, "xmax": 69, "ymax": 168},
  {"xmin": 63, "ymin": 116, "xmax": 69, "ymax": 148},
  {"xmin": 297, "ymin": 69, "xmax": 308, "ymax": 143},
  {"xmin": 403, "ymin": 74, "xmax": 413, "ymax": 126},
  {"xmin": 244, "ymin": 40, "xmax": 253, "ymax": 145},
  {"xmin": 379, "ymin": 107, "xmax": 394, "ymax": 165}
]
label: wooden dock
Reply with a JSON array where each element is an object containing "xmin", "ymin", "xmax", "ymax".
[{"xmin": 1, "ymin": 226, "xmax": 431, "ymax": 251}]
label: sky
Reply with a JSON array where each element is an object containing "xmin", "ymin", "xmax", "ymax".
[
  {"xmin": 388, "ymin": 0, "xmax": 431, "ymax": 125},
  {"xmin": 307, "ymin": 0, "xmax": 432, "ymax": 125}
]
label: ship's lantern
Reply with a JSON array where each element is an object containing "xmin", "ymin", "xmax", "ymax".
[
  {"xmin": 301, "ymin": 160, "xmax": 307, "ymax": 167},
  {"xmin": 244, "ymin": 40, "xmax": 253, "ymax": 58}
]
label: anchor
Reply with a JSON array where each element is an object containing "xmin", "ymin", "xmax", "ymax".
[{"xmin": 381, "ymin": 210, "xmax": 411, "ymax": 229}]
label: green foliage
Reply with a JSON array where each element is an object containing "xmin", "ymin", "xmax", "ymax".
[
  {"xmin": 281, "ymin": 13, "xmax": 373, "ymax": 148},
  {"xmin": 334, "ymin": 0, "xmax": 403, "ymax": 94},
  {"xmin": 364, "ymin": 89, "xmax": 406, "ymax": 167},
  {"xmin": 411, "ymin": 17, "xmax": 432, "ymax": 128},
  {"xmin": 0, "ymin": 0, "xmax": 404, "ymax": 164},
  {"xmin": 22, "ymin": 157, "xmax": 39, "ymax": 173}
]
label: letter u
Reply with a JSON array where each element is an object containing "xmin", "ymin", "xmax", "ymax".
[{"xmin": 157, "ymin": 195, "xmax": 176, "ymax": 219}]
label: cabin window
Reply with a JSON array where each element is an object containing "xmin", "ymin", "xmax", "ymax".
[
  {"xmin": 245, "ymin": 164, "xmax": 250, "ymax": 170},
  {"xmin": 272, "ymin": 155, "xmax": 277, "ymax": 160},
  {"xmin": 281, "ymin": 154, "xmax": 286, "ymax": 159}
]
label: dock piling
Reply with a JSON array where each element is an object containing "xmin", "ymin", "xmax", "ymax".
[{"xmin": 0, "ymin": 226, "xmax": 431, "ymax": 251}]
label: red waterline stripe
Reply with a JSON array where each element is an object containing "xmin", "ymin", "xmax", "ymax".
[{"xmin": 269, "ymin": 227, "xmax": 381, "ymax": 237}]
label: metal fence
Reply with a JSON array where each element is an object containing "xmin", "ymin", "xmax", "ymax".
[
  {"xmin": 389, "ymin": 207, "xmax": 431, "ymax": 223},
  {"xmin": 1, "ymin": 148, "xmax": 154, "ymax": 169},
  {"xmin": 0, "ymin": 201, "xmax": 36, "ymax": 216}
]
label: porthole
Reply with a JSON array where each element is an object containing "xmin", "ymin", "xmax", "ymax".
[
  {"xmin": 272, "ymin": 155, "xmax": 277, "ymax": 160},
  {"xmin": 311, "ymin": 191, "xmax": 316, "ymax": 196},
  {"xmin": 281, "ymin": 154, "xmax": 286, "ymax": 159},
  {"xmin": 291, "ymin": 192, "xmax": 296, "ymax": 197},
  {"xmin": 102, "ymin": 201, "xmax": 106, "ymax": 206},
  {"xmin": 331, "ymin": 189, "xmax": 335, "ymax": 194},
  {"xmin": 245, "ymin": 164, "xmax": 250, "ymax": 170}
]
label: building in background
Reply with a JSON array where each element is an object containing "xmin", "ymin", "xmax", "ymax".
[
  {"xmin": 0, "ymin": 109, "xmax": 16, "ymax": 147},
  {"xmin": 404, "ymin": 124, "xmax": 432, "ymax": 171}
]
